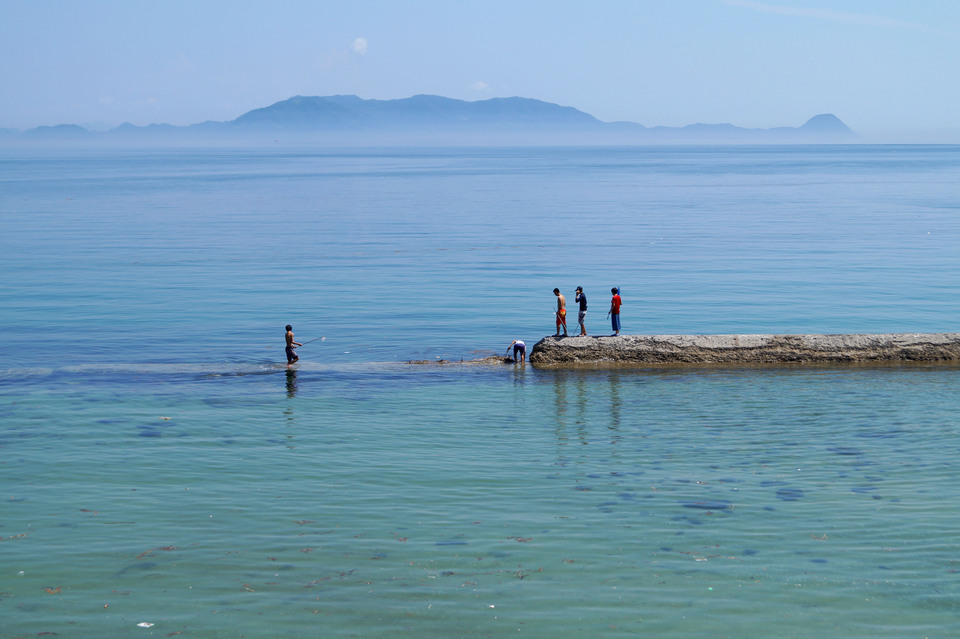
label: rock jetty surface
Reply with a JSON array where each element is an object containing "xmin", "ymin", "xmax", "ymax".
[{"xmin": 529, "ymin": 333, "xmax": 960, "ymax": 367}]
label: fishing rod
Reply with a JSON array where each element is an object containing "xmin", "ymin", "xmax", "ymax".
[{"xmin": 300, "ymin": 336, "xmax": 326, "ymax": 346}]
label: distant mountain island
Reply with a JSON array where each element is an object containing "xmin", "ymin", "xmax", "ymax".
[{"xmin": 2, "ymin": 95, "xmax": 858, "ymax": 145}]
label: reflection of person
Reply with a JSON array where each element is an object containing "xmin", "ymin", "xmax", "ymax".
[
  {"xmin": 554, "ymin": 288, "xmax": 567, "ymax": 337},
  {"xmin": 285, "ymin": 325, "xmax": 302, "ymax": 364},
  {"xmin": 285, "ymin": 368, "xmax": 298, "ymax": 397},
  {"xmin": 506, "ymin": 340, "xmax": 526, "ymax": 363},
  {"xmin": 575, "ymin": 286, "xmax": 587, "ymax": 336},
  {"xmin": 608, "ymin": 288, "xmax": 622, "ymax": 336}
]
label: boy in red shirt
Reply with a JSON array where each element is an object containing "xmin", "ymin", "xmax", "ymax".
[{"xmin": 608, "ymin": 288, "xmax": 622, "ymax": 336}]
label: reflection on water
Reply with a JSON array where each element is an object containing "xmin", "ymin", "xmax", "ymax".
[
  {"xmin": 283, "ymin": 367, "xmax": 298, "ymax": 447},
  {"xmin": 285, "ymin": 367, "xmax": 298, "ymax": 398},
  {"xmin": 607, "ymin": 371, "xmax": 621, "ymax": 431},
  {"xmin": 510, "ymin": 361, "xmax": 529, "ymax": 387},
  {"xmin": 547, "ymin": 369, "xmax": 627, "ymax": 454}
]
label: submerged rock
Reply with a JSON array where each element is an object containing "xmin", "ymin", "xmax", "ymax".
[
  {"xmin": 528, "ymin": 333, "xmax": 960, "ymax": 367},
  {"xmin": 407, "ymin": 355, "xmax": 509, "ymax": 366}
]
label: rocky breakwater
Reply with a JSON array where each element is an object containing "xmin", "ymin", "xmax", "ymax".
[{"xmin": 529, "ymin": 333, "xmax": 960, "ymax": 367}]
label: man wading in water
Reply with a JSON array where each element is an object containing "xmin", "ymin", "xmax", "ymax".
[{"xmin": 285, "ymin": 325, "xmax": 302, "ymax": 365}]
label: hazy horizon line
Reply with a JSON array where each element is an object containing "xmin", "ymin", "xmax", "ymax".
[{"xmin": 3, "ymin": 92, "xmax": 960, "ymax": 144}]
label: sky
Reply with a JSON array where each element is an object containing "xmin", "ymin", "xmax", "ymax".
[{"xmin": 2, "ymin": 0, "xmax": 959, "ymax": 141}]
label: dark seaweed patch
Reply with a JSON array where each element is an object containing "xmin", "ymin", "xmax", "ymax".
[
  {"xmin": 855, "ymin": 429, "xmax": 906, "ymax": 439},
  {"xmin": 851, "ymin": 485, "xmax": 878, "ymax": 494},
  {"xmin": 827, "ymin": 446, "xmax": 863, "ymax": 456},
  {"xmin": 597, "ymin": 501, "xmax": 617, "ymax": 513},
  {"xmin": 681, "ymin": 499, "xmax": 733, "ymax": 511},
  {"xmin": 116, "ymin": 561, "xmax": 158, "ymax": 576},
  {"xmin": 776, "ymin": 487, "xmax": 805, "ymax": 501}
]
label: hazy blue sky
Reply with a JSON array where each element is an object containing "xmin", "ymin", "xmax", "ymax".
[{"xmin": 2, "ymin": 0, "xmax": 959, "ymax": 140}]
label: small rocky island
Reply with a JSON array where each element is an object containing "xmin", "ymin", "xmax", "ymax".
[{"xmin": 529, "ymin": 333, "xmax": 960, "ymax": 367}]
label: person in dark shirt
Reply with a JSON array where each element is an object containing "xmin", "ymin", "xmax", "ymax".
[{"xmin": 575, "ymin": 286, "xmax": 588, "ymax": 336}]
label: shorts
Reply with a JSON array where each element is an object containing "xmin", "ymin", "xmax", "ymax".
[
  {"xmin": 578, "ymin": 310, "xmax": 586, "ymax": 324},
  {"xmin": 286, "ymin": 345, "xmax": 298, "ymax": 362},
  {"xmin": 513, "ymin": 343, "xmax": 526, "ymax": 358},
  {"xmin": 556, "ymin": 309, "xmax": 567, "ymax": 326}
]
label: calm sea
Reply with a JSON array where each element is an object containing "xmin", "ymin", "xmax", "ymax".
[{"xmin": 2, "ymin": 144, "xmax": 960, "ymax": 637}]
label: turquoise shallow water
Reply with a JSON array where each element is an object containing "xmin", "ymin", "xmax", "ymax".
[{"xmin": 3, "ymin": 145, "xmax": 960, "ymax": 637}]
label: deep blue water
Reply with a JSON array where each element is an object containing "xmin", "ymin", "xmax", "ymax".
[{"xmin": 2, "ymin": 144, "xmax": 960, "ymax": 638}]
